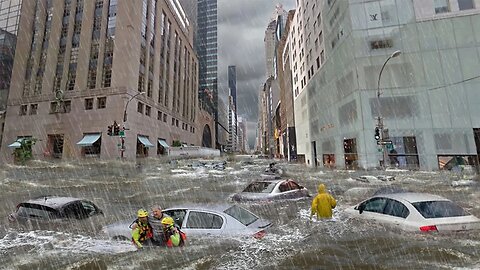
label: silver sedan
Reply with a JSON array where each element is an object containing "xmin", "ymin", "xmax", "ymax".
[{"xmin": 103, "ymin": 204, "xmax": 272, "ymax": 241}]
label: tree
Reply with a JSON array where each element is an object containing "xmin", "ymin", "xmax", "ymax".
[
  {"xmin": 13, "ymin": 138, "xmax": 37, "ymax": 165},
  {"xmin": 172, "ymin": 140, "xmax": 182, "ymax": 147}
]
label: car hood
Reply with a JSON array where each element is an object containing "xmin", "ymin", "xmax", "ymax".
[{"xmin": 247, "ymin": 218, "xmax": 272, "ymax": 231}]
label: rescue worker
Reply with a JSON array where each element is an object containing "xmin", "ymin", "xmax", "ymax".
[
  {"xmin": 161, "ymin": 216, "xmax": 186, "ymax": 247},
  {"xmin": 149, "ymin": 206, "xmax": 168, "ymax": 246},
  {"xmin": 131, "ymin": 209, "xmax": 153, "ymax": 249},
  {"xmin": 310, "ymin": 184, "xmax": 337, "ymax": 220}
]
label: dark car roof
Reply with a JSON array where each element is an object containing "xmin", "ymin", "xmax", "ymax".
[{"xmin": 23, "ymin": 196, "xmax": 83, "ymax": 209}]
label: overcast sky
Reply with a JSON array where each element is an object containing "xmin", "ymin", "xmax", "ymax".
[{"xmin": 217, "ymin": 0, "xmax": 295, "ymax": 149}]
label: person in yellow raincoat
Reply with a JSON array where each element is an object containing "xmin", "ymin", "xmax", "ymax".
[{"xmin": 310, "ymin": 184, "xmax": 337, "ymax": 220}]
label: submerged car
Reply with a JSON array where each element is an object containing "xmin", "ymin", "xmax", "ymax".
[
  {"xmin": 345, "ymin": 192, "xmax": 480, "ymax": 232},
  {"xmin": 103, "ymin": 204, "xmax": 272, "ymax": 241},
  {"xmin": 8, "ymin": 196, "xmax": 104, "ymax": 232},
  {"xmin": 232, "ymin": 179, "xmax": 310, "ymax": 202}
]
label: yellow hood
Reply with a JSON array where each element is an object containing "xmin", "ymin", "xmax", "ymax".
[{"xmin": 318, "ymin": 184, "xmax": 326, "ymax": 193}]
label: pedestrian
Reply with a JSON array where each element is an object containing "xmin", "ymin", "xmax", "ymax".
[
  {"xmin": 161, "ymin": 216, "xmax": 186, "ymax": 247},
  {"xmin": 310, "ymin": 184, "xmax": 337, "ymax": 220},
  {"xmin": 149, "ymin": 206, "xmax": 168, "ymax": 246},
  {"xmin": 131, "ymin": 209, "xmax": 153, "ymax": 249}
]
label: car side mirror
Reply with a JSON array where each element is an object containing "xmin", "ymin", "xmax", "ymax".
[{"xmin": 357, "ymin": 204, "xmax": 365, "ymax": 214}]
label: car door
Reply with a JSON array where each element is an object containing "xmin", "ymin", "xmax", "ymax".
[
  {"xmin": 382, "ymin": 199, "xmax": 410, "ymax": 230},
  {"xmin": 356, "ymin": 197, "xmax": 390, "ymax": 224},
  {"xmin": 276, "ymin": 181, "xmax": 298, "ymax": 200},
  {"xmin": 183, "ymin": 210, "xmax": 224, "ymax": 236}
]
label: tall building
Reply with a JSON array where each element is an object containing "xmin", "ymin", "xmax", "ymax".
[
  {"xmin": 291, "ymin": 0, "xmax": 480, "ymax": 170},
  {"xmin": 228, "ymin": 65, "xmax": 237, "ymax": 134},
  {"xmin": 259, "ymin": 4, "xmax": 288, "ymax": 158},
  {"xmin": 226, "ymin": 94, "xmax": 237, "ymax": 152},
  {"xmin": 196, "ymin": 0, "xmax": 219, "ymax": 147},
  {"xmin": 0, "ymin": 0, "xmax": 23, "ymax": 150},
  {"xmin": 237, "ymin": 116, "xmax": 247, "ymax": 153},
  {"xmin": 1, "ymin": 0, "xmax": 202, "ymax": 162},
  {"xmin": 277, "ymin": 10, "xmax": 297, "ymax": 161}
]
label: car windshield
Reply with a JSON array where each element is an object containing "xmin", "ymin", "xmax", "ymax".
[
  {"xmin": 224, "ymin": 205, "xmax": 258, "ymax": 226},
  {"xmin": 16, "ymin": 203, "xmax": 59, "ymax": 219},
  {"xmin": 242, "ymin": 181, "xmax": 276, "ymax": 193},
  {"xmin": 412, "ymin": 201, "xmax": 468, "ymax": 218}
]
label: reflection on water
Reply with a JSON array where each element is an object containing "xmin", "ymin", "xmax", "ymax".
[{"xmin": 0, "ymin": 158, "xmax": 479, "ymax": 269}]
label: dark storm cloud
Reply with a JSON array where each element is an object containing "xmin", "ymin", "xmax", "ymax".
[{"xmin": 218, "ymin": 0, "xmax": 295, "ymax": 148}]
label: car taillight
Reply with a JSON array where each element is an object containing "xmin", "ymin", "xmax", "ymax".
[
  {"xmin": 253, "ymin": 230, "xmax": 266, "ymax": 239},
  {"xmin": 420, "ymin": 225, "xmax": 438, "ymax": 232}
]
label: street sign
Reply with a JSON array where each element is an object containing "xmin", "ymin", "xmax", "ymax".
[
  {"xmin": 119, "ymin": 131, "xmax": 125, "ymax": 136},
  {"xmin": 377, "ymin": 140, "xmax": 392, "ymax": 145}
]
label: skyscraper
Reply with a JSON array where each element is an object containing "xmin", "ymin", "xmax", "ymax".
[
  {"xmin": 228, "ymin": 65, "xmax": 237, "ymax": 135},
  {"xmin": 0, "ymin": 0, "xmax": 23, "ymax": 150}
]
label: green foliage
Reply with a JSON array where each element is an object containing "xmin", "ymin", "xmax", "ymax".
[
  {"xmin": 172, "ymin": 140, "xmax": 182, "ymax": 147},
  {"xmin": 12, "ymin": 138, "xmax": 37, "ymax": 165}
]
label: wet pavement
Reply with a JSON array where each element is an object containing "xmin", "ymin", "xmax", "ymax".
[{"xmin": 0, "ymin": 157, "xmax": 479, "ymax": 269}]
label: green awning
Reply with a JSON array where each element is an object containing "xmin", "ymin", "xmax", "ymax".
[{"xmin": 77, "ymin": 134, "xmax": 101, "ymax": 146}]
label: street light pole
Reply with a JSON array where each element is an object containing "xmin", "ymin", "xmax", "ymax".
[
  {"xmin": 121, "ymin": 91, "xmax": 145, "ymax": 159},
  {"xmin": 376, "ymin": 50, "xmax": 401, "ymax": 169}
]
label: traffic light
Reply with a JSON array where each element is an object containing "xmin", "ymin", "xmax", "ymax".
[
  {"xmin": 374, "ymin": 127, "xmax": 381, "ymax": 141},
  {"xmin": 107, "ymin": 125, "xmax": 113, "ymax": 136},
  {"xmin": 113, "ymin": 123, "xmax": 120, "ymax": 136}
]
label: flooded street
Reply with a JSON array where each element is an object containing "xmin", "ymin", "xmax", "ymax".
[{"xmin": 0, "ymin": 158, "xmax": 479, "ymax": 270}]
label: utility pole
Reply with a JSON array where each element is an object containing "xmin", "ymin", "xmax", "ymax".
[
  {"xmin": 121, "ymin": 91, "xmax": 145, "ymax": 159},
  {"xmin": 376, "ymin": 50, "xmax": 401, "ymax": 169}
]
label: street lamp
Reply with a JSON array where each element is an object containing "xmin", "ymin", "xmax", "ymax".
[
  {"xmin": 376, "ymin": 50, "xmax": 401, "ymax": 169},
  {"xmin": 120, "ymin": 91, "xmax": 145, "ymax": 159},
  {"xmin": 123, "ymin": 91, "xmax": 145, "ymax": 123}
]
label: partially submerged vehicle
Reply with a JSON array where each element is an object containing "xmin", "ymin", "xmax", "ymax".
[
  {"xmin": 8, "ymin": 196, "xmax": 104, "ymax": 233},
  {"xmin": 103, "ymin": 204, "xmax": 271, "ymax": 241},
  {"xmin": 232, "ymin": 179, "xmax": 310, "ymax": 202},
  {"xmin": 345, "ymin": 192, "xmax": 480, "ymax": 232}
]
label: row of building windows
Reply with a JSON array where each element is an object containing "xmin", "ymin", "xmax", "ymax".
[
  {"xmin": 137, "ymin": 101, "xmax": 195, "ymax": 133},
  {"xmin": 18, "ymin": 96, "xmax": 107, "ymax": 116}
]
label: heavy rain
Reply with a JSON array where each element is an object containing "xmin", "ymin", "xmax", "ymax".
[{"xmin": 0, "ymin": 0, "xmax": 480, "ymax": 269}]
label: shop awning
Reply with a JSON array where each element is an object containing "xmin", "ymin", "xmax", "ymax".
[
  {"xmin": 8, "ymin": 138, "xmax": 25, "ymax": 148},
  {"xmin": 138, "ymin": 136, "xmax": 154, "ymax": 148},
  {"xmin": 158, "ymin": 139, "xmax": 169, "ymax": 148},
  {"xmin": 77, "ymin": 134, "xmax": 101, "ymax": 146}
]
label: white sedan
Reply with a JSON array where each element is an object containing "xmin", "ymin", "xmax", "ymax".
[{"xmin": 345, "ymin": 192, "xmax": 480, "ymax": 232}]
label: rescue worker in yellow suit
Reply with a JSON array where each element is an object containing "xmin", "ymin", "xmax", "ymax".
[
  {"xmin": 310, "ymin": 184, "xmax": 337, "ymax": 220},
  {"xmin": 131, "ymin": 209, "xmax": 153, "ymax": 249},
  {"xmin": 161, "ymin": 216, "xmax": 186, "ymax": 247}
]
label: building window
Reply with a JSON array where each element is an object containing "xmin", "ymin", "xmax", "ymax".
[
  {"xmin": 20, "ymin": 105, "xmax": 28, "ymax": 116},
  {"xmin": 370, "ymin": 39, "xmax": 393, "ymax": 50},
  {"xmin": 171, "ymin": 117, "xmax": 175, "ymax": 126},
  {"xmin": 176, "ymin": 119, "xmax": 179, "ymax": 127},
  {"xmin": 163, "ymin": 114, "xmax": 167, "ymax": 122},
  {"xmin": 458, "ymin": 0, "xmax": 474, "ymax": 10},
  {"xmin": 137, "ymin": 102, "xmax": 144, "ymax": 113},
  {"xmin": 85, "ymin": 98, "xmax": 94, "ymax": 110},
  {"xmin": 50, "ymin": 100, "xmax": 71, "ymax": 114},
  {"xmin": 157, "ymin": 111, "xmax": 162, "ymax": 120},
  {"xmin": 145, "ymin": 105, "xmax": 151, "ymax": 116},
  {"xmin": 97, "ymin": 97, "xmax": 106, "ymax": 109},
  {"xmin": 30, "ymin": 104, "xmax": 38, "ymax": 115},
  {"xmin": 434, "ymin": 0, "xmax": 450, "ymax": 13}
]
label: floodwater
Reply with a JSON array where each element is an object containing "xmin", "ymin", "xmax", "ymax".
[{"xmin": 0, "ymin": 157, "xmax": 479, "ymax": 270}]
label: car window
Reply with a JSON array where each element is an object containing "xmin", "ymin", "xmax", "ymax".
[
  {"xmin": 243, "ymin": 182, "xmax": 276, "ymax": 193},
  {"xmin": 163, "ymin": 209, "xmax": 187, "ymax": 227},
  {"xmin": 363, "ymin": 197, "xmax": 388, "ymax": 214},
  {"xmin": 63, "ymin": 202, "xmax": 90, "ymax": 220},
  {"xmin": 81, "ymin": 200, "xmax": 98, "ymax": 216},
  {"xmin": 383, "ymin": 199, "xmax": 409, "ymax": 218},
  {"xmin": 412, "ymin": 201, "xmax": 467, "ymax": 218},
  {"xmin": 185, "ymin": 211, "xmax": 223, "ymax": 229},
  {"xmin": 287, "ymin": 181, "xmax": 301, "ymax": 190},
  {"xmin": 17, "ymin": 203, "xmax": 58, "ymax": 219},
  {"xmin": 224, "ymin": 205, "xmax": 258, "ymax": 226}
]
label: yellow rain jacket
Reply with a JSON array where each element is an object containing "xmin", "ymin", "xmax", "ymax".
[{"xmin": 310, "ymin": 184, "xmax": 337, "ymax": 219}]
